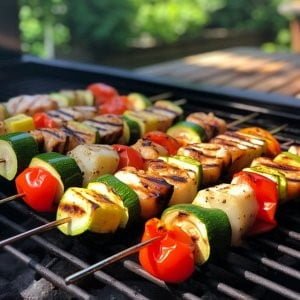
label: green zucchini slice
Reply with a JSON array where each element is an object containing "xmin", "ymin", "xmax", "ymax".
[
  {"xmin": 90, "ymin": 174, "xmax": 140, "ymax": 225},
  {"xmin": 0, "ymin": 132, "xmax": 39, "ymax": 180},
  {"xmin": 161, "ymin": 204, "xmax": 231, "ymax": 265},
  {"xmin": 29, "ymin": 152, "xmax": 83, "ymax": 199}
]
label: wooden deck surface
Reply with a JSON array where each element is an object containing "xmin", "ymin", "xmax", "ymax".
[{"xmin": 135, "ymin": 47, "xmax": 300, "ymax": 99}]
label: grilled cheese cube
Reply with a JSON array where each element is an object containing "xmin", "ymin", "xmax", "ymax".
[
  {"xmin": 177, "ymin": 143, "xmax": 230, "ymax": 185},
  {"xmin": 193, "ymin": 183, "xmax": 258, "ymax": 246},
  {"xmin": 131, "ymin": 138, "xmax": 168, "ymax": 160},
  {"xmin": 211, "ymin": 131, "xmax": 264, "ymax": 176},
  {"xmin": 145, "ymin": 159, "xmax": 198, "ymax": 205},
  {"xmin": 83, "ymin": 114, "xmax": 123, "ymax": 144},
  {"xmin": 251, "ymin": 157, "xmax": 300, "ymax": 201},
  {"xmin": 115, "ymin": 167, "xmax": 173, "ymax": 219}
]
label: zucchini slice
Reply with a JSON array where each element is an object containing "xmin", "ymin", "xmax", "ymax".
[
  {"xmin": 0, "ymin": 132, "xmax": 39, "ymax": 180},
  {"xmin": 90, "ymin": 174, "xmax": 140, "ymax": 225},
  {"xmin": 127, "ymin": 93, "xmax": 151, "ymax": 111},
  {"xmin": 122, "ymin": 116, "xmax": 141, "ymax": 145},
  {"xmin": 56, "ymin": 187, "xmax": 94, "ymax": 235},
  {"xmin": 29, "ymin": 152, "xmax": 83, "ymax": 199},
  {"xmin": 57, "ymin": 187, "xmax": 123, "ymax": 235},
  {"xmin": 167, "ymin": 121, "xmax": 206, "ymax": 145},
  {"xmin": 162, "ymin": 204, "xmax": 231, "ymax": 265}
]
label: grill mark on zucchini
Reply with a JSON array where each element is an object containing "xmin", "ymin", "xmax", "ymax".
[{"xmin": 59, "ymin": 203, "xmax": 86, "ymax": 216}]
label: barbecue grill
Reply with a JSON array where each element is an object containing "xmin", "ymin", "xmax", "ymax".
[{"xmin": 0, "ymin": 55, "xmax": 300, "ymax": 300}]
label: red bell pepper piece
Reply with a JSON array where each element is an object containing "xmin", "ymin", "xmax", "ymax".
[
  {"xmin": 143, "ymin": 131, "xmax": 180, "ymax": 155},
  {"xmin": 33, "ymin": 112, "xmax": 59, "ymax": 129},
  {"xmin": 15, "ymin": 167, "xmax": 60, "ymax": 212},
  {"xmin": 112, "ymin": 144, "xmax": 144, "ymax": 170},
  {"xmin": 139, "ymin": 218, "xmax": 195, "ymax": 283},
  {"xmin": 232, "ymin": 171, "xmax": 278, "ymax": 235},
  {"xmin": 87, "ymin": 83, "xmax": 118, "ymax": 106}
]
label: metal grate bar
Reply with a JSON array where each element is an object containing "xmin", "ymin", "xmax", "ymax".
[
  {"xmin": 278, "ymin": 227, "xmax": 300, "ymax": 241},
  {"xmin": 3, "ymin": 245, "xmax": 91, "ymax": 300},
  {"xmin": 0, "ymin": 213, "xmax": 150, "ymax": 300},
  {"xmin": 231, "ymin": 265, "xmax": 300, "ymax": 300},
  {"xmin": 233, "ymin": 247, "xmax": 300, "ymax": 280},
  {"xmin": 257, "ymin": 238, "xmax": 300, "ymax": 259}
]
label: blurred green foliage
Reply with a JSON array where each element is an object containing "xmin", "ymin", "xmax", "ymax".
[{"xmin": 18, "ymin": 0, "xmax": 290, "ymax": 58}]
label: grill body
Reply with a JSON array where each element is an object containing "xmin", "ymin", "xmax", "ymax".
[{"xmin": 0, "ymin": 57, "xmax": 299, "ymax": 300}]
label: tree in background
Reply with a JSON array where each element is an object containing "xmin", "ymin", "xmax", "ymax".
[
  {"xmin": 18, "ymin": 0, "xmax": 290, "ymax": 59},
  {"xmin": 19, "ymin": 0, "xmax": 69, "ymax": 58}
]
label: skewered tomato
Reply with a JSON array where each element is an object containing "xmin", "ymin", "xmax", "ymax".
[
  {"xmin": 232, "ymin": 171, "xmax": 278, "ymax": 235},
  {"xmin": 33, "ymin": 112, "xmax": 58, "ymax": 129},
  {"xmin": 139, "ymin": 218, "xmax": 195, "ymax": 283},
  {"xmin": 15, "ymin": 167, "xmax": 60, "ymax": 212},
  {"xmin": 112, "ymin": 144, "xmax": 144, "ymax": 170},
  {"xmin": 144, "ymin": 131, "xmax": 180, "ymax": 155},
  {"xmin": 87, "ymin": 83, "xmax": 118, "ymax": 106},
  {"xmin": 98, "ymin": 96, "xmax": 128, "ymax": 115},
  {"xmin": 238, "ymin": 127, "xmax": 281, "ymax": 157}
]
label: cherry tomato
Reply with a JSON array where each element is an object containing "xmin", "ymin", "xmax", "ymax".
[
  {"xmin": 33, "ymin": 112, "xmax": 58, "ymax": 129},
  {"xmin": 144, "ymin": 131, "xmax": 180, "ymax": 155},
  {"xmin": 98, "ymin": 96, "xmax": 128, "ymax": 115},
  {"xmin": 239, "ymin": 127, "xmax": 281, "ymax": 157},
  {"xmin": 15, "ymin": 167, "xmax": 60, "ymax": 212},
  {"xmin": 233, "ymin": 171, "xmax": 278, "ymax": 235},
  {"xmin": 112, "ymin": 144, "xmax": 144, "ymax": 170},
  {"xmin": 87, "ymin": 83, "xmax": 118, "ymax": 106},
  {"xmin": 139, "ymin": 218, "xmax": 195, "ymax": 283}
]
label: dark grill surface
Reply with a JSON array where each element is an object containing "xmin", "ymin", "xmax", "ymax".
[{"xmin": 0, "ymin": 59, "xmax": 300, "ymax": 300}]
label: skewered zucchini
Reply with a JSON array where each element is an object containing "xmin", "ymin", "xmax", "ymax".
[{"xmin": 161, "ymin": 204, "xmax": 231, "ymax": 264}]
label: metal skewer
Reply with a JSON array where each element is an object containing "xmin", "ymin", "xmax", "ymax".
[
  {"xmin": 227, "ymin": 112, "xmax": 259, "ymax": 128},
  {"xmin": 0, "ymin": 217, "xmax": 71, "ymax": 248},
  {"xmin": 0, "ymin": 193, "xmax": 25, "ymax": 205},
  {"xmin": 148, "ymin": 92, "xmax": 173, "ymax": 102},
  {"xmin": 65, "ymin": 236, "xmax": 161, "ymax": 285},
  {"xmin": 270, "ymin": 124, "xmax": 288, "ymax": 135}
]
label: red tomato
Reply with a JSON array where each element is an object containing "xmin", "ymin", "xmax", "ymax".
[
  {"xmin": 98, "ymin": 96, "xmax": 128, "ymax": 115},
  {"xmin": 144, "ymin": 131, "xmax": 180, "ymax": 155},
  {"xmin": 87, "ymin": 83, "xmax": 118, "ymax": 106},
  {"xmin": 33, "ymin": 112, "xmax": 58, "ymax": 129},
  {"xmin": 139, "ymin": 218, "xmax": 195, "ymax": 283},
  {"xmin": 15, "ymin": 167, "xmax": 60, "ymax": 212},
  {"xmin": 239, "ymin": 127, "xmax": 281, "ymax": 157},
  {"xmin": 112, "ymin": 144, "xmax": 144, "ymax": 170},
  {"xmin": 233, "ymin": 171, "xmax": 278, "ymax": 235}
]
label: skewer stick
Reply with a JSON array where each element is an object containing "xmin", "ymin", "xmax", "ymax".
[
  {"xmin": 65, "ymin": 236, "xmax": 161, "ymax": 285},
  {"xmin": 0, "ymin": 217, "xmax": 71, "ymax": 248},
  {"xmin": 173, "ymin": 98, "xmax": 186, "ymax": 106},
  {"xmin": 0, "ymin": 193, "xmax": 25, "ymax": 205},
  {"xmin": 228, "ymin": 112, "xmax": 259, "ymax": 128},
  {"xmin": 270, "ymin": 124, "xmax": 288, "ymax": 135},
  {"xmin": 148, "ymin": 92, "xmax": 173, "ymax": 102}
]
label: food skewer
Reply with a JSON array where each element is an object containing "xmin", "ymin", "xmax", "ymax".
[
  {"xmin": 0, "ymin": 121, "xmax": 286, "ymax": 207},
  {"xmin": 0, "ymin": 122, "xmax": 296, "ymax": 286},
  {"xmin": 65, "ymin": 236, "xmax": 161, "ymax": 285},
  {"xmin": 0, "ymin": 217, "xmax": 71, "ymax": 248},
  {"xmin": 0, "ymin": 193, "xmax": 24, "ymax": 205}
]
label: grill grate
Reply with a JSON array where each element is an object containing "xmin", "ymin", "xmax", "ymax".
[{"xmin": 0, "ymin": 59, "xmax": 300, "ymax": 299}]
